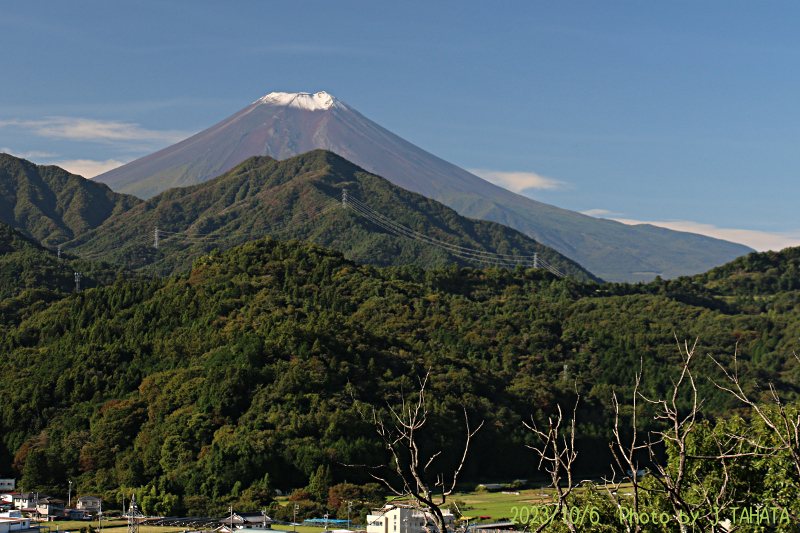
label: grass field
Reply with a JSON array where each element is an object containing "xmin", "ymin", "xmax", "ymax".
[
  {"xmin": 455, "ymin": 489, "xmax": 555, "ymax": 522},
  {"xmin": 38, "ymin": 520, "xmax": 340, "ymax": 533},
  {"xmin": 37, "ymin": 520, "xmax": 185, "ymax": 533},
  {"xmin": 454, "ymin": 482, "xmax": 637, "ymax": 522}
]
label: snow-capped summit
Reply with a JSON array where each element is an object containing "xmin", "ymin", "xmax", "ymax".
[{"xmin": 255, "ymin": 91, "xmax": 343, "ymax": 111}]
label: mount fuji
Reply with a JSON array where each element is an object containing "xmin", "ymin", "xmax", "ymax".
[{"xmin": 94, "ymin": 91, "xmax": 752, "ymax": 282}]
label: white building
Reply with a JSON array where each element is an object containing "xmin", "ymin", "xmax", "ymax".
[
  {"xmin": 367, "ymin": 504, "xmax": 455, "ymax": 533},
  {"xmin": 75, "ymin": 496, "xmax": 101, "ymax": 512},
  {"xmin": 0, "ymin": 481, "xmax": 14, "ymax": 493},
  {"xmin": 0, "ymin": 517, "xmax": 32, "ymax": 533}
]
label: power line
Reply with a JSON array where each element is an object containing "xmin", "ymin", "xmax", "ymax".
[
  {"xmin": 52, "ymin": 191, "xmax": 564, "ymax": 277},
  {"xmin": 334, "ymin": 192, "xmax": 564, "ymax": 276}
]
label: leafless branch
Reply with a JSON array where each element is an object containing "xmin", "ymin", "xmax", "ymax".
[
  {"xmin": 523, "ymin": 393, "xmax": 580, "ymax": 533},
  {"xmin": 350, "ymin": 371, "xmax": 483, "ymax": 533}
]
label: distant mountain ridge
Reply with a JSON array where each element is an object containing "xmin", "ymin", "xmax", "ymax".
[
  {"xmin": 94, "ymin": 91, "xmax": 753, "ymax": 282},
  {"xmin": 0, "ymin": 153, "xmax": 141, "ymax": 246},
  {"xmin": 74, "ymin": 150, "xmax": 600, "ymax": 281}
]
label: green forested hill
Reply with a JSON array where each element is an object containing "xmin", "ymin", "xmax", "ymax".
[
  {"xmin": 0, "ymin": 221, "xmax": 131, "ymax": 303},
  {"xmin": 0, "ymin": 153, "xmax": 141, "ymax": 245},
  {"xmin": 67, "ymin": 150, "xmax": 600, "ymax": 282},
  {"xmin": 694, "ymin": 247, "xmax": 800, "ymax": 296},
  {"xmin": 1, "ymin": 237, "xmax": 798, "ymax": 516}
]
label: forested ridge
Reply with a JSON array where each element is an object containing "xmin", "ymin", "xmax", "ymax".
[
  {"xmin": 1, "ymin": 229, "xmax": 799, "ymax": 520},
  {"xmin": 0, "ymin": 153, "xmax": 140, "ymax": 246},
  {"xmin": 63, "ymin": 150, "xmax": 598, "ymax": 281}
]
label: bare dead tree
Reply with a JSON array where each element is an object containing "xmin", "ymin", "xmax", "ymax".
[
  {"xmin": 632, "ymin": 338, "xmax": 765, "ymax": 533},
  {"xmin": 350, "ymin": 372, "xmax": 483, "ymax": 533},
  {"xmin": 604, "ymin": 360, "xmax": 647, "ymax": 533},
  {"xmin": 523, "ymin": 394, "xmax": 581, "ymax": 533},
  {"xmin": 709, "ymin": 347, "xmax": 800, "ymax": 523}
]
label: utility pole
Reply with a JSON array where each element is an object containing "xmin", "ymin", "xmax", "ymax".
[
  {"xmin": 153, "ymin": 227, "xmax": 159, "ymax": 249},
  {"xmin": 68, "ymin": 480, "xmax": 72, "ymax": 508},
  {"xmin": 293, "ymin": 503, "xmax": 299, "ymax": 533},
  {"xmin": 347, "ymin": 501, "xmax": 352, "ymax": 531},
  {"xmin": 98, "ymin": 499, "xmax": 102, "ymax": 532},
  {"xmin": 261, "ymin": 508, "xmax": 268, "ymax": 528},
  {"xmin": 74, "ymin": 272, "xmax": 81, "ymax": 292},
  {"xmin": 342, "ymin": 189, "xmax": 347, "ymax": 209},
  {"xmin": 58, "ymin": 245, "xmax": 61, "ymax": 260}
]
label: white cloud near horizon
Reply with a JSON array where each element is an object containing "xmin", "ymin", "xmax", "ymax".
[
  {"xmin": 55, "ymin": 158, "xmax": 128, "ymax": 178},
  {"xmin": 584, "ymin": 210, "xmax": 800, "ymax": 252},
  {"xmin": 1, "ymin": 147, "xmax": 59, "ymax": 159},
  {"xmin": 469, "ymin": 168, "xmax": 570, "ymax": 192},
  {"xmin": 582, "ymin": 208, "xmax": 623, "ymax": 217},
  {"xmin": 0, "ymin": 117, "xmax": 191, "ymax": 145}
]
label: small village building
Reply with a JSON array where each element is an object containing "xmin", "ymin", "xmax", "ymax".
[
  {"xmin": 0, "ymin": 516, "xmax": 33, "ymax": 533},
  {"xmin": 12, "ymin": 494, "xmax": 47, "ymax": 512},
  {"xmin": 212, "ymin": 512, "xmax": 275, "ymax": 533},
  {"xmin": 367, "ymin": 504, "xmax": 455, "ymax": 533},
  {"xmin": 232, "ymin": 513, "xmax": 273, "ymax": 529},
  {"xmin": 75, "ymin": 496, "xmax": 101, "ymax": 512},
  {"xmin": 0, "ymin": 482, "xmax": 14, "ymax": 493},
  {"xmin": 35, "ymin": 497, "xmax": 65, "ymax": 519}
]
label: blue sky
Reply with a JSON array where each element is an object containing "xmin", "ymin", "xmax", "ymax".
[{"xmin": 2, "ymin": 1, "xmax": 800, "ymax": 251}]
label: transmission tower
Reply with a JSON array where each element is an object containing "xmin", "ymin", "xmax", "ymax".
[
  {"xmin": 127, "ymin": 493, "xmax": 143, "ymax": 533},
  {"xmin": 153, "ymin": 227, "xmax": 159, "ymax": 249},
  {"xmin": 342, "ymin": 189, "xmax": 348, "ymax": 209},
  {"xmin": 74, "ymin": 272, "xmax": 82, "ymax": 292},
  {"xmin": 58, "ymin": 245, "xmax": 61, "ymax": 260},
  {"xmin": 533, "ymin": 253, "xmax": 538, "ymax": 269}
]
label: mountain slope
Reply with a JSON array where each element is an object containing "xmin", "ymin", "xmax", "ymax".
[
  {"xmin": 1, "ymin": 236, "xmax": 797, "ymax": 507},
  {"xmin": 0, "ymin": 220, "xmax": 133, "ymax": 324},
  {"xmin": 94, "ymin": 92, "xmax": 753, "ymax": 282},
  {"xmin": 75, "ymin": 150, "xmax": 600, "ymax": 282},
  {"xmin": 0, "ymin": 153, "xmax": 141, "ymax": 246}
]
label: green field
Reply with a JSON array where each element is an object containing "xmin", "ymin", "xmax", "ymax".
[
  {"xmin": 455, "ymin": 489, "xmax": 553, "ymax": 522},
  {"xmin": 41, "ymin": 520, "xmax": 341, "ymax": 533},
  {"xmin": 454, "ymin": 483, "xmax": 637, "ymax": 522},
  {"xmin": 40, "ymin": 520, "xmax": 184, "ymax": 533}
]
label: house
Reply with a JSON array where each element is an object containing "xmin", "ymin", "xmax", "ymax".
[
  {"xmin": 0, "ymin": 516, "xmax": 33, "ymax": 533},
  {"xmin": 12, "ymin": 494, "xmax": 47, "ymax": 511},
  {"xmin": 75, "ymin": 496, "xmax": 101, "ymax": 512},
  {"xmin": 213, "ymin": 513, "xmax": 273, "ymax": 531},
  {"xmin": 234, "ymin": 513, "xmax": 272, "ymax": 529},
  {"xmin": 367, "ymin": 504, "xmax": 455, "ymax": 533},
  {"xmin": 36, "ymin": 497, "xmax": 65, "ymax": 519},
  {"xmin": 0, "ymin": 482, "xmax": 14, "ymax": 493}
]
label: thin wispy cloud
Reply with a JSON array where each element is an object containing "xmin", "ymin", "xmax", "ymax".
[
  {"xmin": 586, "ymin": 209, "xmax": 800, "ymax": 252},
  {"xmin": 0, "ymin": 117, "xmax": 191, "ymax": 145},
  {"xmin": 55, "ymin": 158, "xmax": 129, "ymax": 178},
  {"xmin": 582, "ymin": 208, "xmax": 623, "ymax": 217},
  {"xmin": 1, "ymin": 147, "xmax": 59, "ymax": 159},
  {"xmin": 469, "ymin": 168, "xmax": 571, "ymax": 192}
]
